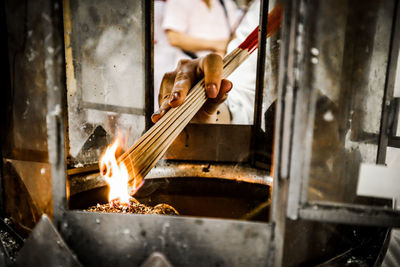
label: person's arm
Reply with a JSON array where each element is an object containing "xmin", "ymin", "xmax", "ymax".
[
  {"xmin": 152, "ymin": 53, "xmax": 231, "ymax": 124},
  {"xmin": 166, "ymin": 30, "xmax": 228, "ymax": 56}
]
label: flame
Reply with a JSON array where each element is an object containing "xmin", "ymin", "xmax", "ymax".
[{"xmin": 99, "ymin": 137, "xmax": 131, "ymax": 204}]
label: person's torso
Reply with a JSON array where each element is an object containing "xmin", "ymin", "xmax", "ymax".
[{"xmin": 185, "ymin": 0, "xmax": 234, "ymax": 40}]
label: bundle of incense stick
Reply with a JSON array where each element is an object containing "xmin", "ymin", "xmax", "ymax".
[{"xmin": 118, "ymin": 5, "xmax": 283, "ymax": 194}]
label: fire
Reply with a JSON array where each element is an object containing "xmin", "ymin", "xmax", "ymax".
[{"xmin": 99, "ymin": 137, "xmax": 131, "ymax": 204}]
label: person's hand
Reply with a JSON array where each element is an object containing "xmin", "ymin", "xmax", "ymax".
[
  {"xmin": 152, "ymin": 53, "xmax": 232, "ymax": 123},
  {"xmin": 212, "ymin": 39, "xmax": 229, "ymax": 56}
]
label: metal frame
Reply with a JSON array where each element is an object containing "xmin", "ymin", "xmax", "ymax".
[
  {"xmin": 285, "ymin": 0, "xmax": 316, "ymax": 219},
  {"xmin": 280, "ymin": 0, "xmax": 400, "ymax": 227},
  {"xmin": 299, "ymin": 202, "xmax": 400, "ymax": 227},
  {"xmin": 164, "ymin": 124, "xmax": 253, "ymax": 162},
  {"xmin": 60, "ymin": 211, "xmax": 272, "ymax": 267},
  {"xmin": 51, "ymin": 0, "xmax": 275, "ymax": 208},
  {"xmin": 48, "ymin": 0, "xmax": 69, "ymax": 227},
  {"xmin": 56, "ymin": 0, "xmax": 154, "ymax": 221},
  {"xmin": 377, "ymin": 0, "xmax": 400, "ymax": 160},
  {"xmin": 70, "ymin": 0, "xmax": 152, "ymax": 120},
  {"xmin": 269, "ymin": 0, "xmax": 300, "ymax": 265},
  {"xmin": 144, "ymin": 0, "xmax": 154, "ymax": 130},
  {"xmin": 388, "ymin": 98, "xmax": 400, "ymax": 148},
  {"xmin": 40, "ymin": 0, "xmax": 395, "ymax": 265},
  {"xmin": 47, "ymin": 1, "xmax": 271, "ymax": 265},
  {"xmin": 0, "ymin": 0, "xmax": 11, "ymax": 217},
  {"xmin": 251, "ymin": 0, "xmax": 270, "ymax": 167}
]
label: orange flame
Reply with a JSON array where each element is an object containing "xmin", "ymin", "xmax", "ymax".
[{"xmin": 99, "ymin": 137, "xmax": 131, "ymax": 204}]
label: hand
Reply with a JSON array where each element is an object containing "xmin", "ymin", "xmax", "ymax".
[
  {"xmin": 152, "ymin": 53, "xmax": 232, "ymax": 123},
  {"xmin": 211, "ymin": 39, "xmax": 229, "ymax": 55}
]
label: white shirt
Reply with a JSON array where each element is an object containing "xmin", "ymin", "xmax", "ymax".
[
  {"xmin": 154, "ymin": 1, "xmax": 181, "ymax": 110},
  {"xmin": 162, "ymin": 0, "xmax": 241, "ymax": 60},
  {"xmin": 225, "ymin": 0, "xmax": 260, "ymax": 124}
]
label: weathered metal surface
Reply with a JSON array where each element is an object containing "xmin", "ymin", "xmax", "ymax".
[
  {"xmin": 2, "ymin": 160, "xmax": 52, "ymax": 232},
  {"xmin": 65, "ymin": 0, "xmax": 150, "ymax": 167},
  {"xmin": 388, "ymin": 98, "xmax": 400, "ymax": 145},
  {"xmin": 271, "ymin": 0, "xmax": 395, "ymax": 265},
  {"xmin": 382, "ymin": 229, "xmax": 400, "ymax": 267},
  {"xmin": 69, "ymin": 176, "xmax": 270, "ymax": 222},
  {"xmin": 278, "ymin": 0, "xmax": 397, "ymax": 225},
  {"xmin": 15, "ymin": 215, "xmax": 82, "ymax": 267},
  {"xmin": 304, "ymin": 0, "xmax": 395, "ymax": 204},
  {"xmin": 3, "ymin": 0, "xmax": 51, "ymax": 162},
  {"xmin": 164, "ymin": 124, "xmax": 253, "ymax": 162},
  {"xmin": 147, "ymin": 162, "xmax": 273, "ymax": 184},
  {"xmin": 3, "ymin": 0, "xmax": 66, "ymax": 230},
  {"xmin": 42, "ymin": 0, "xmax": 68, "ymax": 226},
  {"xmin": 68, "ymin": 162, "xmax": 273, "ymax": 196},
  {"xmin": 269, "ymin": 0, "xmax": 300, "ymax": 265},
  {"xmin": 377, "ymin": 0, "xmax": 400, "ymax": 163},
  {"xmin": 299, "ymin": 202, "xmax": 400, "ymax": 227},
  {"xmin": 140, "ymin": 252, "xmax": 174, "ymax": 267},
  {"xmin": 251, "ymin": 0, "xmax": 270, "ymax": 167},
  {"xmin": 61, "ymin": 211, "xmax": 271, "ymax": 267}
]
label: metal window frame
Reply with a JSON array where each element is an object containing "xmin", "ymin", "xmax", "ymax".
[
  {"xmin": 52, "ymin": 0, "xmax": 154, "ymax": 224},
  {"xmin": 47, "ymin": 4, "xmax": 275, "ymax": 265},
  {"xmin": 52, "ymin": 0, "xmax": 274, "ymax": 222},
  {"xmin": 388, "ymin": 98, "xmax": 400, "ymax": 148},
  {"xmin": 281, "ymin": 0, "xmax": 400, "ymax": 227},
  {"xmin": 166, "ymin": 0, "xmax": 271, "ymax": 166}
]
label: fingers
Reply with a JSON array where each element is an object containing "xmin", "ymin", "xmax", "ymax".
[
  {"xmin": 152, "ymin": 54, "xmax": 225, "ymax": 123},
  {"xmin": 203, "ymin": 79, "xmax": 232, "ymax": 115},
  {"xmin": 169, "ymin": 59, "xmax": 197, "ymax": 108},
  {"xmin": 151, "ymin": 98, "xmax": 171, "ymax": 123},
  {"xmin": 200, "ymin": 53, "xmax": 223, "ymax": 98},
  {"xmin": 152, "ymin": 71, "xmax": 176, "ymax": 123},
  {"xmin": 158, "ymin": 71, "xmax": 176, "ymax": 106}
]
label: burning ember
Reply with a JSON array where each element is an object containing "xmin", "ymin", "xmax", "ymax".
[
  {"xmin": 99, "ymin": 137, "xmax": 131, "ymax": 204},
  {"xmin": 95, "ymin": 136, "xmax": 179, "ymax": 216}
]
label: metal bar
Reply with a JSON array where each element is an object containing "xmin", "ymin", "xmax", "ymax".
[
  {"xmin": 81, "ymin": 101, "xmax": 146, "ymax": 116},
  {"xmin": 286, "ymin": 0, "xmax": 319, "ymax": 219},
  {"xmin": 269, "ymin": 1, "xmax": 297, "ymax": 266},
  {"xmin": 144, "ymin": 0, "xmax": 154, "ymax": 130},
  {"xmin": 48, "ymin": 0, "xmax": 68, "ymax": 225},
  {"xmin": 299, "ymin": 202, "xmax": 400, "ymax": 227},
  {"xmin": 377, "ymin": 0, "xmax": 400, "ymax": 164},
  {"xmin": 66, "ymin": 164, "xmax": 98, "ymax": 176},
  {"xmin": 0, "ymin": 0, "xmax": 11, "ymax": 216},
  {"xmin": 251, "ymin": 0, "xmax": 269, "ymax": 166},
  {"xmin": 388, "ymin": 136, "xmax": 400, "ymax": 148},
  {"xmin": 389, "ymin": 98, "xmax": 400, "ymax": 137}
]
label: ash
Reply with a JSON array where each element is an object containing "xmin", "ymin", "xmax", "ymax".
[
  {"xmin": 86, "ymin": 199, "xmax": 179, "ymax": 215},
  {"xmin": 0, "ymin": 218, "xmax": 23, "ymax": 262}
]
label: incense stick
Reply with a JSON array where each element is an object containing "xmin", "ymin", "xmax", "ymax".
[{"xmin": 118, "ymin": 5, "xmax": 283, "ymax": 193}]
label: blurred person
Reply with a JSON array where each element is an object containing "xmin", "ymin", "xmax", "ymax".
[
  {"xmin": 153, "ymin": 0, "xmax": 259, "ymax": 124},
  {"xmin": 163, "ymin": 0, "xmax": 242, "ymax": 61}
]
